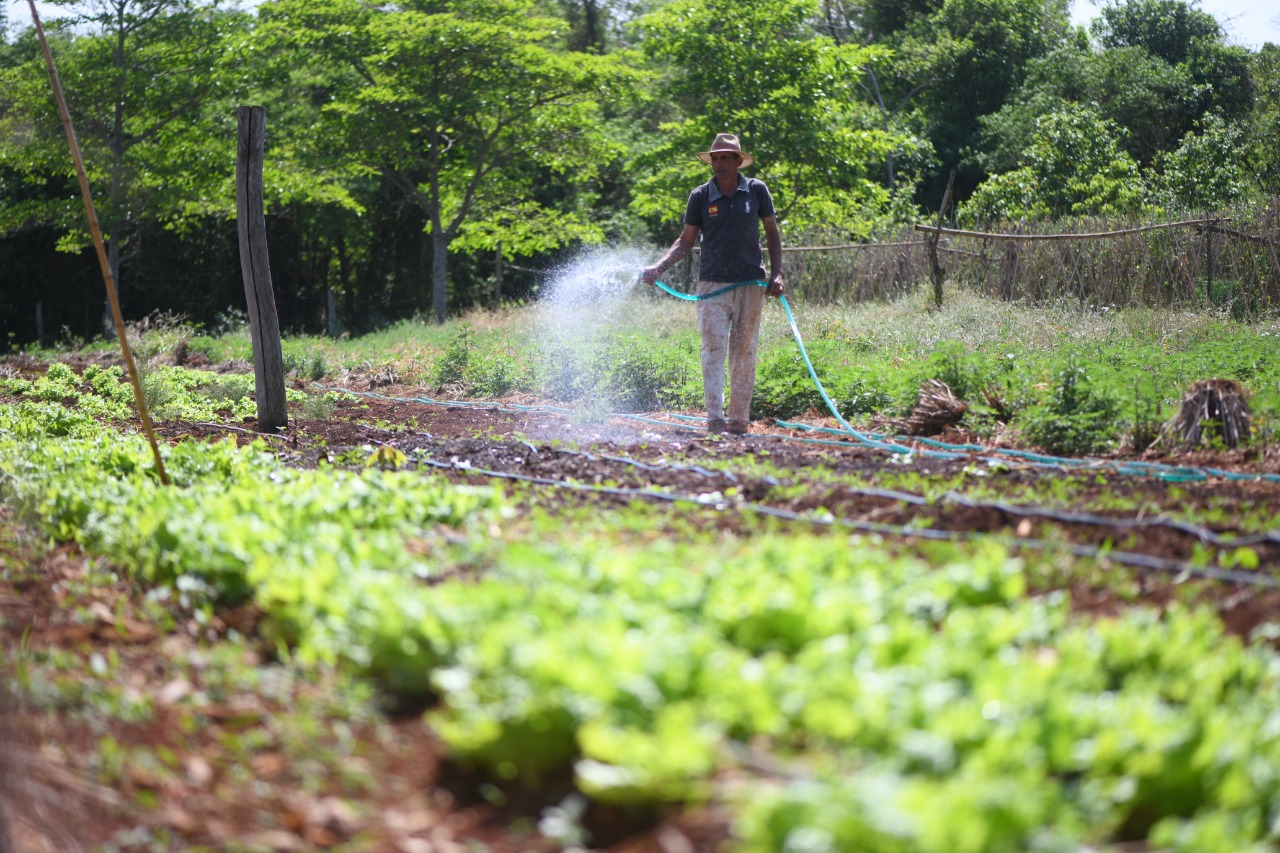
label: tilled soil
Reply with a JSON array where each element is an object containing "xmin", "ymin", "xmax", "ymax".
[{"xmin": 274, "ymin": 386, "xmax": 1280, "ymax": 572}]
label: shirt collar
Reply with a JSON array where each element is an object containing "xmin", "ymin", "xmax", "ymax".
[{"xmin": 708, "ymin": 174, "xmax": 749, "ymax": 202}]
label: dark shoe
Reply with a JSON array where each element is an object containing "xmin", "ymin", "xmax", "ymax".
[
  {"xmin": 707, "ymin": 419, "xmax": 728, "ymax": 434},
  {"xmin": 727, "ymin": 420, "xmax": 749, "ymax": 435}
]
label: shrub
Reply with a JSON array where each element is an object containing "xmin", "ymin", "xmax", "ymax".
[
  {"xmin": 964, "ymin": 104, "xmax": 1147, "ymax": 222},
  {"xmin": 599, "ymin": 333, "xmax": 690, "ymax": 412},
  {"xmin": 204, "ymin": 376, "xmax": 255, "ymax": 405},
  {"xmin": 920, "ymin": 341, "xmax": 994, "ymax": 402},
  {"xmin": 1019, "ymin": 354, "xmax": 1122, "ymax": 455},
  {"xmin": 309, "ymin": 354, "xmax": 328, "ymax": 382},
  {"xmin": 753, "ymin": 348, "xmax": 827, "ymax": 419},
  {"xmin": 471, "ymin": 350, "xmax": 525, "ymax": 398},
  {"xmin": 834, "ymin": 375, "xmax": 895, "ymax": 417},
  {"xmin": 140, "ymin": 365, "xmax": 178, "ymax": 414},
  {"xmin": 300, "ymin": 392, "xmax": 338, "ymax": 420},
  {"xmin": 433, "ymin": 325, "xmax": 475, "ymax": 391},
  {"xmin": 1149, "ymin": 115, "xmax": 1246, "ymax": 212}
]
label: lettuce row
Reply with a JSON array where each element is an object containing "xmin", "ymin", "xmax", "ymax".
[{"xmin": 3, "ymin": 401, "xmax": 1280, "ymax": 850}]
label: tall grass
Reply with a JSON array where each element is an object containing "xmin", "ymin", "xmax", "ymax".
[
  {"xmin": 33, "ymin": 249, "xmax": 1276, "ymax": 454},
  {"xmin": 97, "ymin": 285, "xmax": 1277, "ymax": 454}
]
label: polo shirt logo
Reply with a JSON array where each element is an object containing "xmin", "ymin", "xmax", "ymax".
[{"xmin": 708, "ymin": 204, "xmax": 720, "ymax": 216}]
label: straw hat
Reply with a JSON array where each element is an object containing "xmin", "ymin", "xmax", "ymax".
[{"xmin": 697, "ymin": 133, "xmax": 754, "ymax": 168}]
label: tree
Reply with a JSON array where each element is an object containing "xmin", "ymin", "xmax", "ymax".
[
  {"xmin": 1092, "ymin": 0, "xmax": 1252, "ymax": 127},
  {"xmin": 1093, "ymin": 0, "xmax": 1218, "ymax": 65},
  {"xmin": 1245, "ymin": 44, "xmax": 1280, "ymax": 195},
  {"xmin": 964, "ymin": 103, "xmax": 1145, "ymax": 221},
  {"xmin": 806, "ymin": 0, "xmax": 1073, "ymax": 204},
  {"xmin": 1148, "ymin": 113, "xmax": 1246, "ymax": 212},
  {"xmin": 547, "ymin": 0, "xmax": 649, "ymax": 52},
  {"xmin": 261, "ymin": 0, "xmax": 631, "ymax": 324},
  {"xmin": 979, "ymin": 43, "xmax": 1195, "ymax": 170},
  {"xmin": 815, "ymin": 0, "xmax": 938, "ymax": 200},
  {"xmin": 632, "ymin": 0, "xmax": 913, "ymax": 237},
  {"xmin": 888, "ymin": 0, "xmax": 1073, "ymax": 200},
  {"xmin": 833, "ymin": 0, "xmax": 937, "ymax": 38},
  {"xmin": 981, "ymin": 0, "xmax": 1254, "ymax": 176},
  {"xmin": 0, "ymin": 1, "xmax": 252, "ymax": 312}
]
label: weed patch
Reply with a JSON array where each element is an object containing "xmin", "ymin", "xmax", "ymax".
[{"xmin": 1020, "ymin": 354, "xmax": 1123, "ymax": 455}]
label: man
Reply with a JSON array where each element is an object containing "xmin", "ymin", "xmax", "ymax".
[{"xmin": 641, "ymin": 133, "xmax": 785, "ymax": 436}]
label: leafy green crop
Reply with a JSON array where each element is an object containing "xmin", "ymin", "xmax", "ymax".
[
  {"xmin": 1, "ymin": 362, "xmax": 324, "ymax": 423},
  {"xmin": 5, "ymin": 399, "xmax": 1280, "ymax": 850}
]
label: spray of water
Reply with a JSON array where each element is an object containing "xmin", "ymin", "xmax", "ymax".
[
  {"xmin": 533, "ymin": 245, "xmax": 675, "ymax": 428},
  {"xmin": 536, "ymin": 245, "xmax": 654, "ymax": 342}
]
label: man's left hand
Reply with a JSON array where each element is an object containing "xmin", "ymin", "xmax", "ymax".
[{"xmin": 766, "ymin": 275, "xmax": 785, "ymax": 298}]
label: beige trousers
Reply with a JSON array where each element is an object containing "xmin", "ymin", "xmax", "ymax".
[{"xmin": 696, "ymin": 280, "xmax": 765, "ymax": 423}]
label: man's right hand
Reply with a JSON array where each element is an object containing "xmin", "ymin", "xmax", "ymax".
[{"xmin": 641, "ymin": 265, "xmax": 662, "ymax": 284}]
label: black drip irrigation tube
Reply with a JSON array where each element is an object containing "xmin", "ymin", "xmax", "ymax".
[
  {"xmin": 316, "ymin": 280, "xmax": 1278, "ymax": 586},
  {"xmin": 943, "ymin": 491, "xmax": 1280, "ymax": 550},
  {"xmin": 543, "ymin": 444, "xmax": 1279, "ymax": 550},
  {"xmin": 407, "ymin": 451, "xmax": 1280, "ymax": 590},
  {"xmin": 548, "ymin": 446, "xmax": 744, "ymax": 484},
  {"xmin": 326, "ymin": 374, "xmax": 1279, "ymax": 570}
]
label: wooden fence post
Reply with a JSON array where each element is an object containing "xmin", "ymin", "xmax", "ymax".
[
  {"xmin": 494, "ymin": 240, "xmax": 503, "ymax": 306},
  {"xmin": 236, "ymin": 105, "xmax": 288, "ymax": 431},
  {"xmin": 927, "ymin": 170, "xmax": 955, "ymax": 309},
  {"xmin": 1205, "ymin": 218, "xmax": 1217, "ymax": 308}
]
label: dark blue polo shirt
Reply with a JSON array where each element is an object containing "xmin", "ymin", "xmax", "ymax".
[{"xmin": 683, "ymin": 175, "xmax": 775, "ymax": 282}]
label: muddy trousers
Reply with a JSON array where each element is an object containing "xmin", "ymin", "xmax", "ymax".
[{"xmin": 696, "ymin": 280, "xmax": 765, "ymax": 424}]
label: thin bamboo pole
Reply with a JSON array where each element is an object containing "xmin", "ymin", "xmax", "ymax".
[
  {"xmin": 915, "ymin": 219, "xmax": 1219, "ymax": 242},
  {"xmin": 781, "ymin": 240, "xmax": 932, "ymax": 252},
  {"xmin": 26, "ymin": 0, "xmax": 169, "ymax": 485}
]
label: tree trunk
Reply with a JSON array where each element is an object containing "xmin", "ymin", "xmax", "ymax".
[
  {"xmin": 583, "ymin": 0, "xmax": 602, "ymax": 51},
  {"xmin": 929, "ymin": 170, "xmax": 955, "ymax": 310},
  {"xmin": 432, "ymin": 227, "xmax": 449, "ymax": 324}
]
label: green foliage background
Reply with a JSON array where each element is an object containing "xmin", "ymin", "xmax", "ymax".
[{"xmin": 2, "ymin": 0, "xmax": 1279, "ymax": 346}]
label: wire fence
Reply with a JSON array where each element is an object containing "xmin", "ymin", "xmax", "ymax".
[{"xmin": 780, "ymin": 201, "xmax": 1280, "ymax": 317}]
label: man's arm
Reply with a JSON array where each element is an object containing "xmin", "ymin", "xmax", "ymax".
[
  {"xmin": 762, "ymin": 216, "xmax": 785, "ymax": 297},
  {"xmin": 641, "ymin": 224, "xmax": 700, "ymax": 284}
]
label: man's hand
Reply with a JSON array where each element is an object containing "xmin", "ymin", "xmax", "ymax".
[
  {"xmin": 641, "ymin": 265, "xmax": 662, "ymax": 285},
  {"xmin": 766, "ymin": 274, "xmax": 786, "ymax": 298}
]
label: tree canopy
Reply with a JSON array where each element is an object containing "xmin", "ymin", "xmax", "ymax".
[
  {"xmin": 632, "ymin": 0, "xmax": 914, "ymax": 236},
  {"xmin": 0, "ymin": 0, "xmax": 1277, "ymax": 343},
  {"xmin": 1, "ymin": 1, "xmax": 251, "ymax": 287},
  {"xmin": 258, "ymin": 0, "xmax": 632, "ymax": 322}
]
